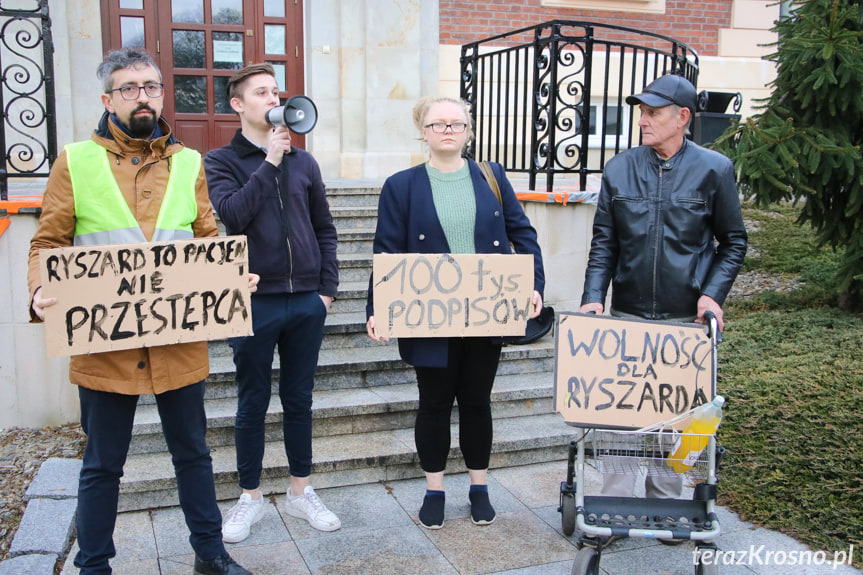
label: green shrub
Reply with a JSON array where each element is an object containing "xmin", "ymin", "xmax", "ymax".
[{"xmin": 718, "ymin": 202, "xmax": 863, "ymax": 565}]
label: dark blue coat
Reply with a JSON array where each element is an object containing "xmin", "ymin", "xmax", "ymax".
[
  {"xmin": 204, "ymin": 130, "xmax": 338, "ymax": 298},
  {"xmin": 366, "ymin": 159, "xmax": 545, "ymax": 367}
]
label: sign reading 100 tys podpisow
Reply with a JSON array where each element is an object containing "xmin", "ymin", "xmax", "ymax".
[
  {"xmin": 372, "ymin": 253, "xmax": 534, "ymax": 338},
  {"xmin": 39, "ymin": 236, "xmax": 253, "ymax": 357}
]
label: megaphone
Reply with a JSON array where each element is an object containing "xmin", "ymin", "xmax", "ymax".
[{"xmin": 265, "ymin": 95, "xmax": 318, "ymax": 134}]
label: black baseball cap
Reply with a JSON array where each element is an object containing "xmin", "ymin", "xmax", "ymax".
[{"xmin": 625, "ymin": 74, "xmax": 697, "ymax": 113}]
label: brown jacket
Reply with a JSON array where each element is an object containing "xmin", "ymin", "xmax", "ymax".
[{"xmin": 28, "ymin": 113, "xmax": 219, "ymax": 395}]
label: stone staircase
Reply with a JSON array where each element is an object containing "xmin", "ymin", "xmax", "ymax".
[{"xmin": 117, "ymin": 181, "xmax": 572, "ymax": 512}]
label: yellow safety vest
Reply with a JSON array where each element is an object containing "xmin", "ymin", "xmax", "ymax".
[{"xmin": 65, "ymin": 140, "xmax": 199, "ymax": 245}]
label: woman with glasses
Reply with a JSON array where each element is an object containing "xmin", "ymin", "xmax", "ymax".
[{"xmin": 365, "ymin": 96, "xmax": 545, "ymax": 530}]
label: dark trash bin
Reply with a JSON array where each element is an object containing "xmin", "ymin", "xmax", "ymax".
[{"xmin": 693, "ymin": 90, "xmax": 742, "ymax": 145}]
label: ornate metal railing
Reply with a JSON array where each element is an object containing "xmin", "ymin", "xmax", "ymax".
[
  {"xmin": 461, "ymin": 21, "xmax": 699, "ymax": 192},
  {"xmin": 0, "ymin": 0, "xmax": 55, "ymax": 200}
]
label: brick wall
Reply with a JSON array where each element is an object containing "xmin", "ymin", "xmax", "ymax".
[{"xmin": 440, "ymin": 0, "xmax": 732, "ymax": 57}]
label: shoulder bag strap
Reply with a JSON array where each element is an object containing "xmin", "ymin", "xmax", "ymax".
[
  {"xmin": 478, "ymin": 160, "xmax": 502, "ymax": 206},
  {"xmin": 477, "ymin": 160, "xmax": 515, "ymax": 251}
]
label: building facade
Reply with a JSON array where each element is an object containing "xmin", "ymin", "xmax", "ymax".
[
  {"xmin": 2, "ymin": 0, "xmax": 777, "ymax": 427},
  {"xmin": 54, "ymin": 0, "xmax": 776, "ymax": 179}
]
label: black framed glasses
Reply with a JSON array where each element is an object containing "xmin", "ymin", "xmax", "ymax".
[
  {"xmin": 109, "ymin": 83, "xmax": 164, "ymax": 101},
  {"xmin": 424, "ymin": 122, "xmax": 467, "ymax": 134}
]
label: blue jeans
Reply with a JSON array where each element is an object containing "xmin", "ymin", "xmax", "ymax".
[
  {"xmin": 74, "ymin": 382, "xmax": 224, "ymax": 574},
  {"xmin": 231, "ymin": 291, "xmax": 326, "ymax": 488}
]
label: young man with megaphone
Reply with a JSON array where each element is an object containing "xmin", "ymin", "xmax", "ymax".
[{"xmin": 204, "ymin": 64, "xmax": 340, "ymax": 544}]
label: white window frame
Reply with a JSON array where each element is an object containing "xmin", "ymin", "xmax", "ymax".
[{"xmin": 577, "ymin": 103, "xmax": 631, "ymax": 149}]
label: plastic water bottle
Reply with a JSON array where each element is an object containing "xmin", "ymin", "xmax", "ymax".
[{"xmin": 667, "ymin": 395, "xmax": 725, "ymax": 473}]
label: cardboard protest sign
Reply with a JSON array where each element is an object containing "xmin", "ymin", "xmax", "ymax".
[
  {"xmin": 554, "ymin": 312, "xmax": 715, "ymax": 429},
  {"xmin": 39, "ymin": 236, "xmax": 252, "ymax": 357},
  {"xmin": 372, "ymin": 253, "xmax": 534, "ymax": 338}
]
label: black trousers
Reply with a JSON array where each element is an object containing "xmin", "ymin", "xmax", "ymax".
[
  {"xmin": 74, "ymin": 382, "xmax": 224, "ymax": 574},
  {"xmin": 414, "ymin": 337, "xmax": 503, "ymax": 473}
]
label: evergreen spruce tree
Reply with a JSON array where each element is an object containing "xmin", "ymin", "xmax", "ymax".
[{"xmin": 713, "ymin": 0, "xmax": 863, "ymax": 309}]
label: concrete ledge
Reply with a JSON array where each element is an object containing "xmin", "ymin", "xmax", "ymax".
[
  {"xmin": 0, "ymin": 553, "xmax": 60, "ymax": 575},
  {"xmin": 24, "ymin": 457, "xmax": 81, "ymax": 501},
  {"xmin": 0, "ymin": 458, "xmax": 80, "ymax": 574},
  {"xmin": 8, "ymin": 498, "xmax": 77, "ymax": 557}
]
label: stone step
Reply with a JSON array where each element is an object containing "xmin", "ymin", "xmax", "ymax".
[
  {"xmin": 188, "ymin": 337, "xmax": 555, "ymax": 402},
  {"xmin": 336, "ymin": 254, "xmax": 372, "ymax": 283},
  {"xmin": 128, "ymin": 371, "xmax": 556, "ymax": 456},
  {"xmin": 330, "ymin": 206, "xmax": 378, "ymax": 230},
  {"xmin": 117, "ymin": 411, "xmax": 573, "ymax": 512},
  {"xmin": 326, "ymin": 190, "xmax": 381, "ymax": 208},
  {"xmin": 329, "ymin": 280, "xmax": 369, "ymax": 314},
  {"xmin": 324, "ymin": 180, "xmax": 385, "ymax": 196},
  {"xmin": 320, "ymin": 311, "xmax": 377, "ymax": 348},
  {"xmin": 336, "ymin": 228, "xmax": 374, "ymax": 256}
]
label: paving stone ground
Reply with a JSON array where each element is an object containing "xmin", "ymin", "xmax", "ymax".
[{"xmin": 29, "ymin": 460, "xmax": 863, "ymax": 575}]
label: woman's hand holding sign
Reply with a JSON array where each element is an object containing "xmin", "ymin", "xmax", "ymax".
[
  {"xmin": 531, "ymin": 290, "xmax": 543, "ymax": 319},
  {"xmin": 365, "ymin": 316, "xmax": 389, "ymax": 342}
]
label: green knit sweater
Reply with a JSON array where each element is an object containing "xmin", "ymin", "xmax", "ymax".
[{"xmin": 426, "ymin": 162, "xmax": 476, "ymax": 254}]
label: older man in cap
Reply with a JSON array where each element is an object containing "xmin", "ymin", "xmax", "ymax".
[{"xmin": 578, "ymin": 74, "xmax": 747, "ymax": 508}]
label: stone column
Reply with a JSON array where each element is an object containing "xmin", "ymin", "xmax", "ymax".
[{"xmin": 307, "ymin": 0, "xmax": 439, "ymax": 179}]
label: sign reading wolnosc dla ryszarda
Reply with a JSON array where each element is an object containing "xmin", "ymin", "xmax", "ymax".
[
  {"xmin": 39, "ymin": 236, "xmax": 253, "ymax": 357},
  {"xmin": 372, "ymin": 253, "xmax": 534, "ymax": 338},
  {"xmin": 554, "ymin": 312, "xmax": 716, "ymax": 430}
]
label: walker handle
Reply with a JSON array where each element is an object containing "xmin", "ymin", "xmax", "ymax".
[{"xmin": 702, "ymin": 310, "xmax": 722, "ymax": 344}]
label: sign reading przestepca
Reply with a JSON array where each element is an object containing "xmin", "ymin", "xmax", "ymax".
[
  {"xmin": 39, "ymin": 236, "xmax": 252, "ymax": 357},
  {"xmin": 554, "ymin": 312, "xmax": 715, "ymax": 429},
  {"xmin": 372, "ymin": 253, "xmax": 534, "ymax": 338}
]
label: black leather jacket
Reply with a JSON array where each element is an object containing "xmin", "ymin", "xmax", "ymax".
[{"xmin": 582, "ymin": 138, "xmax": 747, "ymax": 320}]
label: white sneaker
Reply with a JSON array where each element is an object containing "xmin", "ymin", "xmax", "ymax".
[
  {"xmin": 285, "ymin": 486, "xmax": 341, "ymax": 531},
  {"xmin": 222, "ymin": 493, "xmax": 265, "ymax": 543}
]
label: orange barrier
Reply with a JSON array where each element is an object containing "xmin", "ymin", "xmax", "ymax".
[
  {"xmin": 0, "ymin": 196, "xmax": 43, "ymax": 214},
  {"xmin": 0, "ymin": 197, "xmax": 42, "ymax": 241},
  {"xmin": 514, "ymin": 191, "xmax": 595, "ymax": 206}
]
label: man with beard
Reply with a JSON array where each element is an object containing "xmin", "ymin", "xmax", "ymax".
[{"xmin": 28, "ymin": 48, "xmax": 254, "ymax": 575}]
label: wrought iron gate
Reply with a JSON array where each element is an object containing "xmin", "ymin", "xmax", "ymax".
[
  {"xmin": 0, "ymin": 0, "xmax": 55, "ymax": 200},
  {"xmin": 461, "ymin": 21, "xmax": 699, "ymax": 192}
]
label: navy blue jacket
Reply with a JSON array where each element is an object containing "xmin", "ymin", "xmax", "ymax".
[
  {"xmin": 366, "ymin": 159, "xmax": 545, "ymax": 367},
  {"xmin": 204, "ymin": 130, "xmax": 338, "ymax": 298}
]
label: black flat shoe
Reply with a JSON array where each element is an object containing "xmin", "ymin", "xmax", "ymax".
[
  {"xmin": 469, "ymin": 490, "xmax": 496, "ymax": 525},
  {"xmin": 194, "ymin": 554, "xmax": 252, "ymax": 575},
  {"xmin": 419, "ymin": 494, "xmax": 445, "ymax": 529}
]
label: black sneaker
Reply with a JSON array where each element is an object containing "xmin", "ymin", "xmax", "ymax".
[
  {"xmin": 193, "ymin": 554, "xmax": 252, "ymax": 575},
  {"xmin": 419, "ymin": 494, "xmax": 445, "ymax": 529},
  {"xmin": 468, "ymin": 490, "xmax": 496, "ymax": 525}
]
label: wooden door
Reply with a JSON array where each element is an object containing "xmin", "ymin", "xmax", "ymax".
[{"xmin": 101, "ymin": 0, "xmax": 306, "ymax": 153}]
